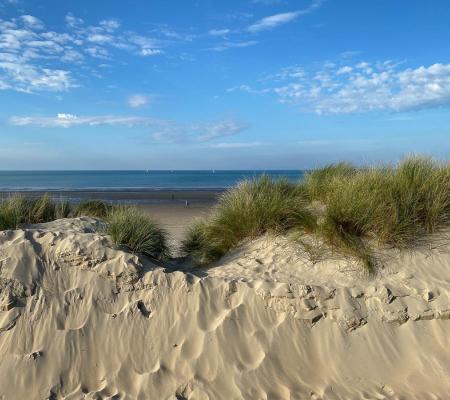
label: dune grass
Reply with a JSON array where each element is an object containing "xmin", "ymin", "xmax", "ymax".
[
  {"xmin": 55, "ymin": 200, "xmax": 72, "ymax": 219},
  {"xmin": 0, "ymin": 195, "xmax": 169, "ymax": 261},
  {"xmin": 30, "ymin": 194, "xmax": 56, "ymax": 223},
  {"xmin": 0, "ymin": 156, "xmax": 448, "ymax": 271},
  {"xmin": 181, "ymin": 175, "xmax": 316, "ymax": 265},
  {"xmin": 303, "ymin": 161, "xmax": 356, "ymax": 202},
  {"xmin": 0, "ymin": 195, "xmax": 30, "ymax": 230},
  {"xmin": 0, "ymin": 195, "xmax": 58, "ymax": 229},
  {"xmin": 317, "ymin": 157, "xmax": 450, "ymax": 269},
  {"xmin": 0, "ymin": 195, "xmax": 112, "ymax": 230},
  {"xmin": 74, "ymin": 199, "xmax": 110, "ymax": 218},
  {"xmin": 182, "ymin": 156, "xmax": 450, "ymax": 271},
  {"xmin": 107, "ymin": 206, "xmax": 170, "ymax": 260},
  {"xmin": 0, "ymin": 194, "xmax": 75, "ymax": 229}
]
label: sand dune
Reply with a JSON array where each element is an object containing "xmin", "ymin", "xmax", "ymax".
[{"xmin": 0, "ymin": 218, "xmax": 449, "ymax": 399}]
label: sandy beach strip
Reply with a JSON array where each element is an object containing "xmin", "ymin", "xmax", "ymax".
[
  {"xmin": 0, "ymin": 189, "xmax": 223, "ymax": 203},
  {"xmin": 136, "ymin": 203, "xmax": 214, "ymax": 248},
  {"xmin": 0, "ymin": 189, "xmax": 217, "ymax": 248}
]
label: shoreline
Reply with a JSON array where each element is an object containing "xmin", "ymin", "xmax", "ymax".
[{"xmin": 0, "ymin": 189, "xmax": 223, "ymax": 204}]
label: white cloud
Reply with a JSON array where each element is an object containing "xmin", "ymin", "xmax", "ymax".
[
  {"xmin": 65, "ymin": 13, "xmax": 84, "ymax": 29},
  {"xmin": 140, "ymin": 48, "xmax": 162, "ymax": 56},
  {"xmin": 10, "ymin": 114, "xmax": 248, "ymax": 143},
  {"xmin": 210, "ymin": 40, "xmax": 257, "ymax": 51},
  {"xmin": 336, "ymin": 66, "xmax": 353, "ymax": 75},
  {"xmin": 247, "ymin": 0, "xmax": 323, "ymax": 33},
  {"xmin": 247, "ymin": 11, "xmax": 300, "ymax": 33},
  {"xmin": 195, "ymin": 120, "xmax": 248, "ymax": 141},
  {"xmin": 0, "ymin": 53, "xmax": 75, "ymax": 92},
  {"xmin": 227, "ymin": 84, "xmax": 259, "ymax": 93},
  {"xmin": 85, "ymin": 46, "xmax": 110, "ymax": 59},
  {"xmin": 99, "ymin": 19, "xmax": 120, "ymax": 32},
  {"xmin": 208, "ymin": 29, "xmax": 231, "ymax": 36},
  {"xmin": 87, "ymin": 33, "xmax": 113, "ymax": 44},
  {"xmin": 10, "ymin": 114, "xmax": 152, "ymax": 127},
  {"xmin": 20, "ymin": 15, "xmax": 44, "ymax": 29},
  {"xmin": 127, "ymin": 94, "xmax": 151, "ymax": 108},
  {"xmin": 0, "ymin": 13, "xmax": 171, "ymax": 93},
  {"xmin": 235, "ymin": 61, "xmax": 450, "ymax": 114}
]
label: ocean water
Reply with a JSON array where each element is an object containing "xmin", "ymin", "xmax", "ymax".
[{"xmin": 0, "ymin": 170, "xmax": 305, "ymax": 191}]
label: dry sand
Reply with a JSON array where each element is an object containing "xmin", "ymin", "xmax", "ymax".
[
  {"xmin": 0, "ymin": 218, "xmax": 449, "ymax": 399},
  {"xmin": 136, "ymin": 203, "xmax": 213, "ymax": 252}
]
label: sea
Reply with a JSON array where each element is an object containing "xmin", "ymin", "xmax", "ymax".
[{"xmin": 0, "ymin": 170, "xmax": 305, "ymax": 191}]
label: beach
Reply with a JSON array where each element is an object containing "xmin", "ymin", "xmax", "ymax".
[
  {"xmin": 0, "ymin": 189, "xmax": 218, "ymax": 247},
  {"xmin": 0, "ymin": 0, "xmax": 446, "ymax": 397},
  {"xmin": 137, "ymin": 203, "xmax": 215, "ymax": 249},
  {"xmin": 1, "ymin": 216, "xmax": 449, "ymax": 399},
  {"xmin": 0, "ymin": 189, "xmax": 222, "ymax": 203},
  {"xmin": 1, "ymin": 160, "xmax": 450, "ymax": 399}
]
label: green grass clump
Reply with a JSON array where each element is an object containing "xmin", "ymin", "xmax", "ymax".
[
  {"xmin": 0, "ymin": 195, "xmax": 30, "ymax": 229},
  {"xmin": 319, "ymin": 157, "xmax": 450, "ymax": 269},
  {"xmin": 182, "ymin": 156, "xmax": 450, "ymax": 271},
  {"xmin": 0, "ymin": 194, "xmax": 59, "ymax": 229},
  {"xmin": 55, "ymin": 200, "xmax": 72, "ymax": 219},
  {"xmin": 30, "ymin": 194, "xmax": 56, "ymax": 223},
  {"xmin": 74, "ymin": 200, "xmax": 110, "ymax": 218},
  {"xmin": 107, "ymin": 206, "xmax": 170, "ymax": 260},
  {"xmin": 181, "ymin": 175, "xmax": 316, "ymax": 265},
  {"xmin": 303, "ymin": 161, "xmax": 356, "ymax": 202}
]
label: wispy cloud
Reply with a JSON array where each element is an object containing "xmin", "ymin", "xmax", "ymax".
[
  {"xmin": 10, "ymin": 114, "xmax": 248, "ymax": 143},
  {"xmin": 10, "ymin": 113, "xmax": 153, "ymax": 127},
  {"xmin": 247, "ymin": 11, "xmax": 300, "ymax": 33},
  {"xmin": 152, "ymin": 119, "xmax": 248, "ymax": 142},
  {"xmin": 127, "ymin": 94, "xmax": 152, "ymax": 108},
  {"xmin": 209, "ymin": 141, "xmax": 267, "ymax": 148},
  {"xmin": 208, "ymin": 29, "xmax": 231, "ymax": 37},
  {"xmin": 20, "ymin": 15, "xmax": 44, "ymax": 29},
  {"xmin": 247, "ymin": 0, "xmax": 323, "ymax": 33},
  {"xmin": 210, "ymin": 40, "xmax": 257, "ymax": 52},
  {"xmin": 195, "ymin": 120, "xmax": 248, "ymax": 141},
  {"xmin": 231, "ymin": 60, "xmax": 450, "ymax": 114}
]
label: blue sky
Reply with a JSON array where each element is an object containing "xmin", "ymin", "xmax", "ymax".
[{"xmin": 0, "ymin": 0, "xmax": 449, "ymax": 169}]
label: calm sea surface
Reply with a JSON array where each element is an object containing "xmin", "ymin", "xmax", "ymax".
[{"xmin": 0, "ymin": 170, "xmax": 305, "ymax": 191}]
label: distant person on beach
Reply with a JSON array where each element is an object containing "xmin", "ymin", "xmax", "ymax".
[{"xmin": 185, "ymin": 200, "xmax": 189, "ymax": 208}]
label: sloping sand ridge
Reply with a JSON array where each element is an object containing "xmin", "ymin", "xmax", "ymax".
[{"xmin": 0, "ymin": 218, "xmax": 449, "ymax": 399}]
